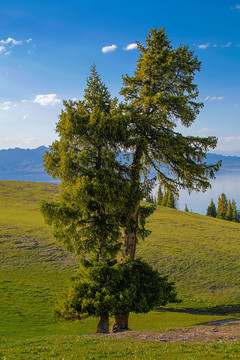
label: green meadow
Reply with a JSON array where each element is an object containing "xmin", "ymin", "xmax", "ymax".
[{"xmin": 1, "ymin": 180, "xmax": 240, "ymax": 359}]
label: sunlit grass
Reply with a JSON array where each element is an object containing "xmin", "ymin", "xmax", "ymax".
[
  {"xmin": 1, "ymin": 180, "xmax": 240, "ymax": 358},
  {"xmin": 1, "ymin": 336, "xmax": 240, "ymax": 360}
]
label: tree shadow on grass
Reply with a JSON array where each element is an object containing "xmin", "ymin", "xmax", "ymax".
[{"xmin": 156, "ymin": 304, "xmax": 240, "ymax": 315}]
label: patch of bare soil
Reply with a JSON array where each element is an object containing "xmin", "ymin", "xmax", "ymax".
[{"xmin": 106, "ymin": 320, "xmax": 240, "ymax": 343}]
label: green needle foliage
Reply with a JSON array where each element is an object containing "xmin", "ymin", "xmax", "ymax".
[
  {"xmin": 54, "ymin": 258, "xmax": 178, "ymax": 321},
  {"xmin": 121, "ymin": 27, "xmax": 220, "ymax": 194},
  {"xmin": 41, "ymin": 65, "xmax": 131, "ymax": 261},
  {"xmin": 120, "ymin": 27, "xmax": 221, "ymax": 260},
  {"xmin": 225, "ymin": 199, "xmax": 233, "ymax": 221},
  {"xmin": 206, "ymin": 199, "xmax": 217, "ymax": 218},
  {"xmin": 232, "ymin": 199, "xmax": 240, "ymax": 222},
  {"xmin": 217, "ymin": 193, "xmax": 228, "ymax": 220}
]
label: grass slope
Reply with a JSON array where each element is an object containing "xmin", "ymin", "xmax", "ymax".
[
  {"xmin": 137, "ymin": 206, "xmax": 240, "ymax": 311},
  {"xmin": 1, "ymin": 180, "xmax": 240, "ymax": 358}
]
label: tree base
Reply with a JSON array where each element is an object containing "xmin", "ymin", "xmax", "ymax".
[
  {"xmin": 111, "ymin": 314, "xmax": 130, "ymax": 333},
  {"xmin": 96, "ymin": 315, "xmax": 109, "ymax": 334}
]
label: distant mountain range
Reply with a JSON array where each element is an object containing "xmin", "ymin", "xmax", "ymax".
[
  {"xmin": 0, "ymin": 146, "xmax": 55, "ymax": 182},
  {"xmin": 0, "ymin": 146, "xmax": 240, "ymax": 182}
]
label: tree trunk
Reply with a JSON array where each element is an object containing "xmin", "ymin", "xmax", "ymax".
[
  {"xmin": 96, "ymin": 315, "xmax": 109, "ymax": 334},
  {"xmin": 112, "ymin": 146, "xmax": 143, "ymax": 333},
  {"xmin": 123, "ymin": 206, "xmax": 139, "ymax": 261},
  {"xmin": 111, "ymin": 314, "xmax": 129, "ymax": 333}
]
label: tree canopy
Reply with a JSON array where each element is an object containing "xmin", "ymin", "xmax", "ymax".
[
  {"xmin": 41, "ymin": 65, "xmax": 132, "ymax": 261},
  {"xmin": 55, "ymin": 258, "xmax": 177, "ymax": 332},
  {"xmin": 120, "ymin": 27, "xmax": 220, "ymax": 195}
]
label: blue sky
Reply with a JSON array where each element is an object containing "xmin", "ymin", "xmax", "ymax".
[{"xmin": 0, "ymin": 0, "xmax": 240, "ymax": 153}]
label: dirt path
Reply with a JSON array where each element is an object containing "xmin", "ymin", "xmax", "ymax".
[{"xmin": 105, "ymin": 320, "xmax": 240, "ymax": 343}]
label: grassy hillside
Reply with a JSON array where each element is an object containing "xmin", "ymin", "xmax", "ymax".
[
  {"xmin": 1, "ymin": 180, "xmax": 240, "ymax": 358},
  {"xmin": 137, "ymin": 206, "xmax": 240, "ymax": 311}
]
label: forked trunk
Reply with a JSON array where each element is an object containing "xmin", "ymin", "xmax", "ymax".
[
  {"xmin": 112, "ymin": 146, "xmax": 142, "ymax": 333},
  {"xmin": 111, "ymin": 314, "xmax": 129, "ymax": 333},
  {"xmin": 96, "ymin": 315, "xmax": 109, "ymax": 334},
  {"xmin": 111, "ymin": 208, "xmax": 139, "ymax": 333}
]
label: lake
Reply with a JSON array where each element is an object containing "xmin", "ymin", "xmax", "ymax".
[
  {"xmin": 152, "ymin": 169, "xmax": 240, "ymax": 215},
  {"xmin": 177, "ymin": 170, "xmax": 240, "ymax": 215}
]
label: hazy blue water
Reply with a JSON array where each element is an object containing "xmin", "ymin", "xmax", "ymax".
[
  {"xmin": 179, "ymin": 170, "xmax": 240, "ymax": 215},
  {"xmin": 153, "ymin": 169, "xmax": 240, "ymax": 215}
]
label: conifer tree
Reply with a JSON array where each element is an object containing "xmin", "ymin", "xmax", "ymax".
[
  {"xmin": 216, "ymin": 193, "xmax": 228, "ymax": 219},
  {"xmin": 40, "ymin": 66, "xmax": 132, "ymax": 332},
  {"xmin": 225, "ymin": 199, "xmax": 233, "ymax": 221},
  {"xmin": 184, "ymin": 204, "xmax": 189, "ymax": 212},
  {"xmin": 121, "ymin": 27, "xmax": 220, "ymax": 260},
  {"xmin": 232, "ymin": 199, "xmax": 239, "ymax": 222},
  {"xmin": 157, "ymin": 185, "xmax": 163, "ymax": 205},
  {"xmin": 166, "ymin": 190, "xmax": 176, "ymax": 209},
  {"xmin": 146, "ymin": 192, "xmax": 155, "ymax": 203},
  {"xmin": 161, "ymin": 189, "xmax": 168, "ymax": 207},
  {"xmin": 114, "ymin": 27, "xmax": 220, "ymax": 331},
  {"xmin": 206, "ymin": 199, "xmax": 217, "ymax": 217}
]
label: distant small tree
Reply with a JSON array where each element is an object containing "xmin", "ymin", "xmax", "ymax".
[
  {"xmin": 157, "ymin": 185, "xmax": 163, "ymax": 205},
  {"xmin": 161, "ymin": 189, "xmax": 168, "ymax": 207},
  {"xmin": 206, "ymin": 199, "xmax": 217, "ymax": 218},
  {"xmin": 216, "ymin": 193, "xmax": 228, "ymax": 219},
  {"xmin": 225, "ymin": 200, "xmax": 233, "ymax": 221},
  {"xmin": 232, "ymin": 199, "xmax": 240, "ymax": 222},
  {"xmin": 146, "ymin": 192, "xmax": 155, "ymax": 204},
  {"xmin": 166, "ymin": 190, "xmax": 176, "ymax": 209},
  {"xmin": 184, "ymin": 204, "xmax": 189, "ymax": 212}
]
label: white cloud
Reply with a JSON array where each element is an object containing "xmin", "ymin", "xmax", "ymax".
[
  {"xmin": 21, "ymin": 99, "xmax": 27, "ymax": 103},
  {"xmin": 219, "ymin": 136, "xmax": 240, "ymax": 142},
  {"xmin": 0, "ymin": 37, "xmax": 32, "ymax": 56},
  {"xmin": 0, "ymin": 37, "xmax": 22, "ymax": 46},
  {"xmin": 23, "ymin": 115, "xmax": 29, "ymax": 120},
  {"xmin": 102, "ymin": 44, "xmax": 117, "ymax": 53},
  {"xmin": 124, "ymin": 43, "xmax": 138, "ymax": 51},
  {"xmin": 0, "ymin": 101, "xmax": 11, "ymax": 110},
  {"xmin": 33, "ymin": 94, "xmax": 61, "ymax": 106},
  {"xmin": 222, "ymin": 42, "xmax": 232, "ymax": 48},
  {"xmin": 198, "ymin": 127, "xmax": 216, "ymax": 134},
  {"xmin": 198, "ymin": 42, "xmax": 210, "ymax": 50},
  {"xmin": 204, "ymin": 96, "xmax": 224, "ymax": 101}
]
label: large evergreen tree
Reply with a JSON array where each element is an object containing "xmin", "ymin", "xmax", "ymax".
[
  {"xmin": 40, "ymin": 66, "xmax": 133, "ymax": 332},
  {"xmin": 114, "ymin": 27, "xmax": 220, "ymax": 330}
]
